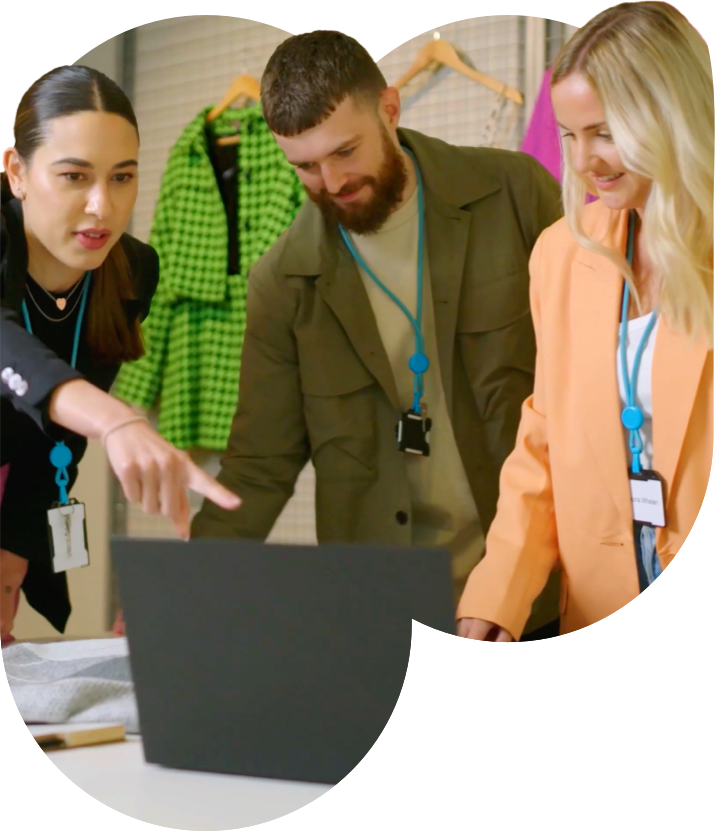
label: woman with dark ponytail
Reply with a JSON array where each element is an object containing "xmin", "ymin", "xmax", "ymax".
[{"xmin": 1, "ymin": 66, "xmax": 240, "ymax": 643}]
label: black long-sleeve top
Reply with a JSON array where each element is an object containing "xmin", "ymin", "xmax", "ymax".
[{"xmin": 1, "ymin": 197, "xmax": 159, "ymax": 631}]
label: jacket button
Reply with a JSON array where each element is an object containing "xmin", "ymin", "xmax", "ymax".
[
  {"xmin": 8, "ymin": 373, "xmax": 24, "ymax": 392},
  {"xmin": 396, "ymin": 511, "xmax": 409, "ymax": 525}
]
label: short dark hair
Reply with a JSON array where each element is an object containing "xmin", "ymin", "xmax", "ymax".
[
  {"xmin": 261, "ymin": 31, "xmax": 388, "ymax": 136},
  {"xmin": 2, "ymin": 66, "xmax": 144, "ymax": 364}
]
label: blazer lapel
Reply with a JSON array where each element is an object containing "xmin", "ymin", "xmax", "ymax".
[
  {"xmin": 425, "ymin": 196, "xmax": 471, "ymax": 416},
  {"xmin": 400, "ymin": 127, "xmax": 500, "ymax": 418},
  {"xmin": 571, "ymin": 211, "xmax": 633, "ymax": 532},
  {"xmin": 313, "ymin": 228, "xmax": 401, "ymax": 411}
]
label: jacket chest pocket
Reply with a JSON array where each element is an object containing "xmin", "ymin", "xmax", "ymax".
[
  {"xmin": 456, "ymin": 268, "xmax": 530, "ymax": 334},
  {"xmin": 456, "ymin": 270, "xmax": 535, "ymax": 422},
  {"xmin": 299, "ymin": 344, "xmax": 378, "ymax": 481}
]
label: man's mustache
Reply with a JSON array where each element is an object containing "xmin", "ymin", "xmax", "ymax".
[{"xmin": 323, "ymin": 177, "xmax": 375, "ymax": 199}]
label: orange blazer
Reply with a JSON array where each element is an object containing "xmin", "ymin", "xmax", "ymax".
[{"xmin": 457, "ymin": 200, "xmax": 713, "ymax": 638}]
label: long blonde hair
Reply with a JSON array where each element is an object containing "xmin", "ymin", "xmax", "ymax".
[{"xmin": 552, "ymin": 2, "xmax": 713, "ymax": 346}]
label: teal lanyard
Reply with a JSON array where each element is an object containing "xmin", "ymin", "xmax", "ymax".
[
  {"xmin": 620, "ymin": 211, "xmax": 658, "ymax": 475},
  {"xmin": 21, "ymin": 273, "xmax": 91, "ymax": 504},
  {"xmin": 338, "ymin": 146, "xmax": 429, "ymax": 414}
]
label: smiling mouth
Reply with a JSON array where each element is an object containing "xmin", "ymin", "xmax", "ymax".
[{"xmin": 334, "ymin": 185, "xmax": 365, "ymax": 203}]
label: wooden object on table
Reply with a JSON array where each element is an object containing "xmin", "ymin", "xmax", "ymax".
[{"xmin": 28, "ymin": 722, "xmax": 125, "ymax": 751}]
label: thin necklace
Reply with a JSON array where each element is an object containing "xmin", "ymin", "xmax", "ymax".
[
  {"xmin": 25, "ymin": 275, "xmax": 87, "ymax": 323},
  {"xmin": 29, "ymin": 272, "xmax": 86, "ymax": 311}
]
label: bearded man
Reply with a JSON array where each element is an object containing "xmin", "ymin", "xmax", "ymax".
[{"xmin": 192, "ymin": 30, "xmax": 564, "ymax": 639}]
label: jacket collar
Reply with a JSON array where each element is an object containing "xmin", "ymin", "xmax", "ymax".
[
  {"xmin": 399, "ymin": 127, "xmax": 502, "ymax": 209},
  {"xmin": 573, "ymin": 200, "xmax": 627, "ymax": 270},
  {"xmin": 279, "ymin": 127, "xmax": 502, "ymax": 278}
]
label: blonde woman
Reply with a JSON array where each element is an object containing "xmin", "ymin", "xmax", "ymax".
[{"xmin": 458, "ymin": 1, "xmax": 713, "ymax": 640}]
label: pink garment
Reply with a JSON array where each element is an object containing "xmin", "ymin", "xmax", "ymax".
[
  {"xmin": 0, "ymin": 465, "xmax": 20, "ymax": 646},
  {"xmin": 521, "ymin": 67, "xmax": 596, "ymax": 203},
  {"xmin": 0, "ymin": 463, "xmax": 8, "ymax": 503}
]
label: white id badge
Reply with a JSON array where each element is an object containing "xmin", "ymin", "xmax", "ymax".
[
  {"xmin": 47, "ymin": 500, "xmax": 90, "ymax": 573},
  {"xmin": 629, "ymin": 471, "xmax": 666, "ymax": 527}
]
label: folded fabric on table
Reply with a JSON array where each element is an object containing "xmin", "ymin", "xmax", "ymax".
[{"xmin": 2, "ymin": 637, "xmax": 139, "ymax": 734}]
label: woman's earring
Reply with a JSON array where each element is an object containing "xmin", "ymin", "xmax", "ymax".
[{"xmin": 19, "ymin": 189, "xmax": 25, "ymax": 201}]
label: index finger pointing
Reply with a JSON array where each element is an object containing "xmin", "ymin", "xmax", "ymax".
[{"xmin": 186, "ymin": 463, "xmax": 242, "ymax": 510}]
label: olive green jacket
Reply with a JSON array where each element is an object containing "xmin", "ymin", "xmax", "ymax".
[{"xmin": 192, "ymin": 127, "xmax": 563, "ymax": 631}]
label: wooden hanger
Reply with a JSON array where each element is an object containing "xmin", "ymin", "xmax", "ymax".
[
  {"xmin": 207, "ymin": 74, "xmax": 261, "ymax": 122},
  {"xmin": 206, "ymin": 74, "xmax": 261, "ymax": 146},
  {"xmin": 394, "ymin": 33, "xmax": 523, "ymax": 106}
]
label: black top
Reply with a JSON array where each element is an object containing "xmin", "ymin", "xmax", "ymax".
[
  {"xmin": 206, "ymin": 128, "xmax": 240, "ymax": 274},
  {"xmin": 0, "ymin": 197, "xmax": 160, "ymax": 632},
  {"xmin": 23, "ymin": 271, "xmax": 87, "ymax": 363}
]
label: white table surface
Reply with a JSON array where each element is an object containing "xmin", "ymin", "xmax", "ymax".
[{"xmin": 48, "ymin": 735, "xmax": 330, "ymax": 831}]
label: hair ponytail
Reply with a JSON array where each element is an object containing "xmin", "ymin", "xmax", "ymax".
[{"xmin": 1, "ymin": 170, "xmax": 15, "ymax": 204}]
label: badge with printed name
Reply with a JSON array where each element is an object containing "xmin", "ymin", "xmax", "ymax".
[
  {"xmin": 47, "ymin": 499, "xmax": 90, "ymax": 573},
  {"xmin": 628, "ymin": 470, "xmax": 666, "ymax": 527}
]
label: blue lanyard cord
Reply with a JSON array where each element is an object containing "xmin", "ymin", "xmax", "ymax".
[
  {"xmin": 339, "ymin": 147, "xmax": 427, "ymax": 413},
  {"xmin": 21, "ymin": 273, "xmax": 91, "ymax": 503},
  {"xmin": 620, "ymin": 213, "xmax": 658, "ymax": 475}
]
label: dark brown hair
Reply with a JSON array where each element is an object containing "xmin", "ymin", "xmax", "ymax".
[
  {"xmin": 261, "ymin": 31, "xmax": 388, "ymax": 136},
  {"xmin": 1, "ymin": 65, "xmax": 145, "ymax": 364}
]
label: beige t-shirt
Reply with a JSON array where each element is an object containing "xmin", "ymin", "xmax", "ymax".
[{"xmin": 349, "ymin": 187, "xmax": 484, "ymax": 573}]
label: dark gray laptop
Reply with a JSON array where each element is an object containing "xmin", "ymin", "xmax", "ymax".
[{"xmin": 111, "ymin": 538, "xmax": 454, "ymax": 785}]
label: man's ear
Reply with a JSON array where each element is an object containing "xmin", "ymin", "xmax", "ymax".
[{"xmin": 378, "ymin": 87, "xmax": 402, "ymax": 131}]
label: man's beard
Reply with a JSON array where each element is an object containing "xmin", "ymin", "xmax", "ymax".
[{"xmin": 305, "ymin": 127, "xmax": 409, "ymax": 235}]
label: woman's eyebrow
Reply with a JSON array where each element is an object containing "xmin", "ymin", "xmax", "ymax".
[
  {"xmin": 51, "ymin": 158, "xmax": 139, "ymax": 168},
  {"xmin": 556, "ymin": 121, "xmax": 608, "ymax": 131}
]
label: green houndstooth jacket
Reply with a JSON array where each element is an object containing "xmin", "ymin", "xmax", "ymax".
[{"xmin": 113, "ymin": 103, "xmax": 305, "ymax": 450}]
